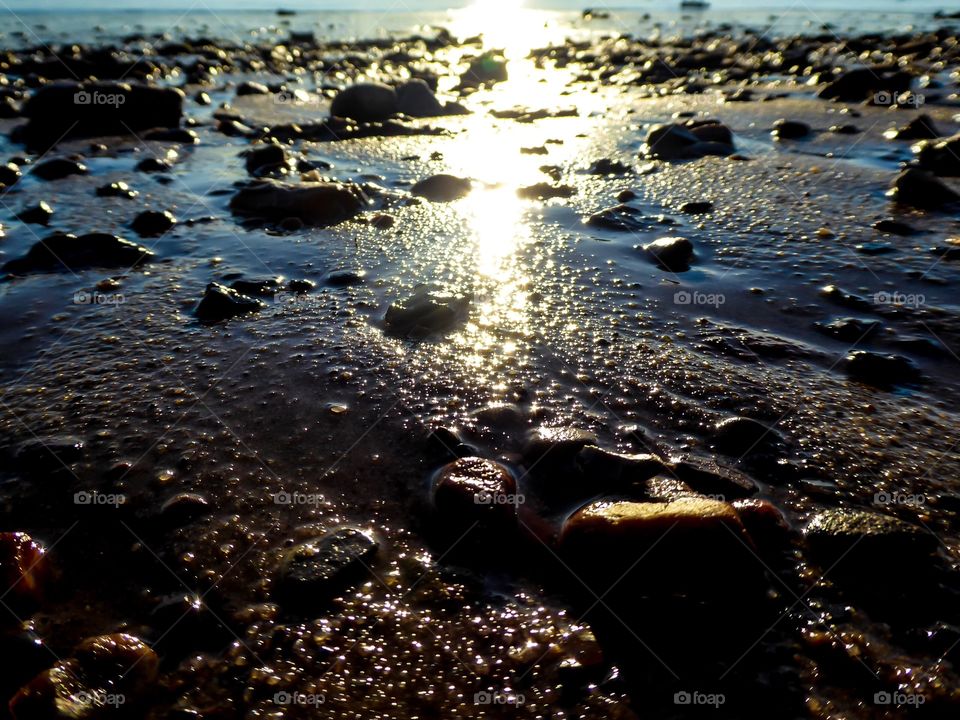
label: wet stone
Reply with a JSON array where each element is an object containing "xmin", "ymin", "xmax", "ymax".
[
  {"xmin": 143, "ymin": 127, "xmax": 199, "ymax": 144},
  {"xmin": 584, "ymin": 204, "xmax": 646, "ymax": 232},
  {"xmin": 678, "ymin": 200, "xmax": 713, "ymax": 214},
  {"xmin": 230, "ymin": 180, "xmax": 368, "ymax": 227},
  {"xmin": 276, "ymin": 528, "xmax": 378, "ymax": 605},
  {"xmin": 524, "ymin": 426, "xmax": 598, "ymax": 466},
  {"xmin": 771, "ymin": 119, "xmax": 811, "ymax": 140},
  {"xmin": 229, "ymin": 277, "xmax": 284, "ymax": 297},
  {"xmin": 732, "ymin": 499, "xmax": 791, "ymax": 549},
  {"xmin": 411, "ymin": 174, "xmax": 471, "ymax": 202},
  {"xmin": 31, "ymin": 157, "xmax": 88, "ymax": 181},
  {"xmin": 914, "ymin": 133, "xmax": 960, "ymax": 176},
  {"xmin": 844, "ymin": 350, "xmax": 921, "ymax": 389},
  {"xmin": 326, "ymin": 270, "xmax": 366, "ymax": 286},
  {"xmin": 195, "ymin": 282, "xmax": 266, "ymax": 324},
  {"xmin": 160, "ymin": 492, "xmax": 211, "ymax": 526},
  {"xmin": 884, "ymin": 114, "xmax": 941, "ymax": 141},
  {"xmin": 245, "ymin": 142, "xmax": 287, "ymax": 175},
  {"xmin": 814, "ymin": 317, "xmax": 882, "ymax": 342},
  {"xmin": 396, "ymin": 79, "xmax": 446, "ymax": 118},
  {"xmin": 803, "ymin": 508, "xmax": 937, "ymax": 568},
  {"xmin": 16, "ymin": 201, "xmax": 53, "ymax": 225},
  {"xmin": 149, "ymin": 592, "xmax": 231, "ymax": 655},
  {"xmin": 384, "ymin": 286, "xmax": 470, "ymax": 336},
  {"xmin": 0, "ymin": 161, "xmax": 22, "ymax": 189},
  {"xmin": 817, "ymin": 66, "xmax": 913, "ymax": 102},
  {"xmin": 872, "ymin": 218, "xmax": 918, "ymax": 236},
  {"xmin": 2, "ymin": 233, "xmax": 154, "ymax": 274},
  {"xmin": 433, "ymin": 457, "xmax": 518, "ymax": 526},
  {"xmin": 710, "ymin": 416, "xmax": 783, "ymax": 456},
  {"xmin": 458, "ymin": 51, "xmax": 508, "ymax": 90},
  {"xmin": 0, "ymin": 532, "xmax": 48, "ymax": 616},
  {"xmin": 667, "ymin": 454, "xmax": 758, "ymax": 498},
  {"xmin": 96, "ymin": 181, "xmax": 138, "ymax": 199},
  {"xmin": 587, "ymin": 158, "xmax": 632, "ymax": 175},
  {"xmin": 517, "ymin": 183, "xmax": 576, "ymax": 200},
  {"xmin": 641, "ymin": 122, "xmax": 734, "ymax": 160},
  {"xmin": 236, "ymin": 80, "xmax": 270, "ymax": 96},
  {"xmin": 575, "ymin": 445, "xmax": 669, "ymax": 486},
  {"xmin": 131, "ymin": 209, "xmax": 177, "ymax": 237},
  {"xmin": 642, "ymin": 236, "xmax": 694, "ymax": 272},
  {"xmin": 331, "ymin": 82, "xmax": 399, "ymax": 122}
]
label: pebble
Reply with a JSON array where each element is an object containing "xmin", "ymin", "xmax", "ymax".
[
  {"xmin": 410, "ymin": 174, "xmax": 471, "ymax": 202},
  {"xmin": 131, "ymin": 209, "xmax": 177, "ymax": 237},
  {"xmin": 195, "ymin": 282, "xmax": 266, "ymax": 323},
  {"xmin": 678, "ymin": 200, "xmax": 713, "ymax": 214},
  {"xmin": 384, "ymin": 285, "xmax": 470, "ymax": 336},
  {"xmin": 642, "ymin": 236, "xmax": 694, "ymax": 272},
  {"xmin": 96, "ymin": 181, "xmax": 138, "ymax": 199},
  {"xmin": 0, "ymin": 161, "xmax": 21, "ymax": 189},
  {"xmin": 230, "ymin": 180, "xmax": 369, "ymax": 227},
  {"xmin": 517, "ymin": 183, "xmax": 576, "ymax": 200},
  {"xmin": 771, "ymin": 119, "xmax": 811, "ymax": 140},
  {"xmin": 585, "ymin": 204, "xmax": 646, "ymax": 232},
  {"xmin": 2, "ymin": 233, "xmax": 154, "ymax": 274},
  {"xmin": 710, "ymin": 416, "xmax": 783, "ymax": 456},
  {"xmin": 331, "ymin": 82, "xmax": 399, "ymax": 122},
  {"xmin": 276, "ymin": 528, "xmax": 378, "ymax": 606},
  {"xmin": 236, "ymin": 80, "xmax": 270, "ymax": 96},
  {"xmin": 30, "ymin": 158, "xmax": 88, "ymax": 181},
  {"xmin": 16, "ymin": 201, "xmax": 53, "ymax": 225},
  {"xmin": 433, "ymin": 457, "xmax": 518, "ymax": 526},
  {"xmin": 244, "ymin": 142, "xmax": 288, "ymax": 175},
  {"xmin": 524, "ymin": 426, "xmax": 598, "ymax": 465},
  {"xmin": 160, "ymin": 492, "xmax": 211, "ymax": 526},
  {"xmin": 844, "ymin": 350, "xmax": 921, "ymax": 388}
]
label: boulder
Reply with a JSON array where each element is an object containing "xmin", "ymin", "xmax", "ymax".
[
  {"xmin": 396, "ymin": 79, "xmax": 445, "ymax": 117},
  {"xmin": 887, "ymin": 168, "xmax": 959, "ymax": 209},
  {"xmin": 330, "ymin": 82, "xmax": 399, "ymax": 122},
  {"xmin": 411, "ymin": 174, "xmax": 471, "ymax": 202}
]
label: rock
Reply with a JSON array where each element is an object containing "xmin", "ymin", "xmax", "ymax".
[
  {"xmin": 10, "ymin": 633, "xmax": 158, "ymax": 720},
  {"xmin": 0, "ymin": 161, "xmax": 22, "ymax": 190},
  {"xmin": 678, "ymin": 200, "xmax": 713, "ymax": 214},
  {"xmin": 560, "ymin": 498, "xmax": 760, "ymax": 592},
  {"xmin": 667, "ymin": 454, "xmax": 757, "ymax": 498},
  {"xmin": 642, "ymin": 236, "xmax": 694, "ymax": 272},
  {"xmin": 327, "ymin": 270, "xmax": 366, "ymax": 286},
  {"xmin": 149, "ymin": 592, "xmax": 231, "ymax": 655},
  {"xmin": 16, "ymin": 201, "xmax": 54, "ymax": 225},
  {"xmin": 230, "ymin": 180, "xmax": 368, "ymax": 227},
  {"xmin": 18, "ymin": 82, "xmax": 184, "ymax": 150},
  {"xmin": 803, "ymin": 508, "xmax": 937, "ymax": 568},
  {"xmin": 458, "ymin": 51, "xmax": 508, "ymax": 90},
  {"xmin": 688, "ymin": 121, "xmax": 734, "ymax": 145},
  {"xmin": 872, "ymin": 218, "xmax": 918, "ymax": 236},
  {"xmin": 829, "ymin": 124, "xmax": 860, "ymax": 135},
  {"xmin": 814, "ymin": 317, "xmax": 882, "ymax": 342},
  {"xmin": 844, "ymin": 350, "xmax": 920, "ymax": 388},
  {"xmin": 575, "ymin": 446, "xmax": 668, "ymax": 486},
  {"xmin": 96, "ymin": 181, "xmax": 138, "ymax": 199},
  {"xmin": 230, "ymin": 277, "xmax": 284, "ymax": 297},
  {"xmin": 641, "ymin": 123, "xmax": 734, "ymax": 160},
  {"xmin": 710, "ymin": 416, "xmax": 783, "ymax": 456},
  {"xmin": 732, "ymin": 499, "xmax": 790, "ymax": 548},
  {"xmin": 914, "ymin": 133, "xmax": 960, "ymax": 176},
  {"xmin": 330, "ymin": 82, "xmax": 399, "ymax": 122},
  {"xmin": 370, "ymin": 213, "xmax": 395, "ymax": 230},
  {"xmin": 136, "ymin": 157, "xmax": 172, "ymax": 173},
  {"xmin": 384, "ymin": 285, "xmax": 470, "ymax": 336},
  {"xmin": 883, "ymin": 114, "xmax": 940, "ymax": 141},
  {"xmin": 276, "ymin": 528, "xmax": 378, "ymax": 604},
  {"xmin": 433, "ymin": 457, "xmax": 519, "ymax": 526},
  {"xmin": 131, "ymin": 209, "xmax": 176, "ymax": 237},
  {"xmin": 31, "ymin": 158, "xmax": 88, "ymax": 180},
  {"xmin": 411, "ymin": 174, "xmax": 471, "ymax": 202},
  {"xmin": 524, "ymin": 426, "xmax": 598, "ymax": 465},
  {"xmin": 236, "ymin": 80, "xmax": 270, "ymax": 96},
  {"xmin": 244, "ymin": 142, "xmax": 287, "ymax": 174},
  {"xmin": 143, "ymin": 127, "xmax": 199, "ymax": 144},
  {"xmin": 584, "ymin": 204, "xmax": 646, "ymax": 232},
  {"xmin": 0, "ymin": 532, "xmax": 48, "ymax": 616},
  {"xmin": 195, "ymin": 282, "xmax": 266, "ymax": 323},
  {"xmin": 820, "ymin": 284, "xmax": 872, "ymax": 310},
  {"xmin": 13, "ymin": 436, "xmax": 84, "ymax": 474},
  {"xmin": 587, "ymin": 158, "xmax": 632, "ymax": 175},
  {"xmin": 2, "ymin": 233, "xmax": 154, "ymax": 274},
  {"xmin": 887, "ymin": 168, "xmax": 959, "ymax": 209},
  {"xmin": 516, "ymin": 183, "xmax": 576, "ymax": 200},
  {"xmin": 771, "ymin": 119, "xmax": 811, "ymax": 140},
  {"xmin": 160, "ymin": 493, "xmax": 211, "ymax": 526},
  {"xmin": 855, "ymin": 242, "xmax": 895, "ymax": 255},
  {"xmin": 396, "ymin": 79, "xmax": 445, "ymax": 117},
  {"xmin": 817, "ymin": 66, "xmax": 913, "ymax": 102},
  {"xmin": 216, "ymin": 118, "xmax": 255, "ymax": 137}
]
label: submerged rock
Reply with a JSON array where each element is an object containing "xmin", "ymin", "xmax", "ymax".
[
  {"xmin": 710, "ymin": 416, "xmax": 783, "ymax": 456},
  {"xmin": 230, "ymin": 180, "xmax": 368, "ymax": 227},
  {"xmin": 2, "ymin": 233, "xmax": 154, "ymax": 274},
  {"xmin": 516, "ymin": 183, "xmax": 576, "ymax": 200},
  {"xmin": 195, "ymin": 282, "xmax": 266, "ymax": 323},
  {"xmin": 31, "ymin": 157, "xmax": 88, "ymax": 181},
  {"xmin": 642, "ymin": 236, "xmax": 694, "ymax": 272},
  {"xmin": 17, "ymin": 81, "xmax": 184, "ymax": 150},
  {"xmin": 384, "ymin": 285, "xmax": 470, "ymax": 336},
  {"xmin": 914, "ymin": 133, "xmax": 960, "ymax": 176},
  {"xmin": 804, "ymin": 508, "xmax": 936, "ymax": 567},
  {"xmin": 814, "ymin": 317, "xmax": 882, "ymax": 342},
  {"xmin": 844, "ymin": 350, "xmax": 921, "ymax": 388},
  {"xmin": 887, "ymin": 168, "xmax": 959, "ymax": 209},
  {"xmin": 433, "ymin": 457, "xmax": 519, "ymax": 526},
  {"xmin": 16, "ymin": 201, "xmax": 54, "ymax": 225},
  {"xmin": 884, "ymin": 114, "xmax": 940, "ymax": 141},
  {"xmin": 131, "ymin": 209, "xmax": 176, "ymax": 237},
  {"xmin": 585, "ymin": 204, "xmax": 647, "ymax": 232},
  {"xmin": 276, "ymin": 528, "xmax": 378, "ymax": 604},
  {"xmin": 575, "ymin": 445, "xmax": 668, "ymax": 486},
  {"xmin": 0, "ymin": 161, "xmax": 22, "ymax": 190},
  {"xmin": 331, "ymin": 82, "xmax": 399, "ymax": 122},
  {"xmin": 872, "ymin": 218, "xmax": 918, "ymax": 236},
  {"xmin": 96, "ymin": 181, "xmax": 138, "ymax": 199},
  {"xmin": 411, "ymin": 174, "xmax": 471, "ymax": 202},
  {"xmin": 586, "ymin": 158, "xmax": 632, "ymax": 175}
]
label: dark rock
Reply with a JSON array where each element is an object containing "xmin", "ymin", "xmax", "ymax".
[
  {"xmin": 616, "ymin": 189, "xmax": 637, "ymax": 202},
  {"xmin": 149, "ymin": 592, "xmax": 231, "ymax": 655},
  {"xmin": 642, "ymin": 122, "xmax": 734, "ymax": 160},
  {"xmin": 331, "ymin": 82, "xmax": 399, "ymax": 122},
  {"xmin": 524, "ymin": 426, "xmax": 598, "ymax": 465},
  {"xmin": 236, "ymin": 81, "xmax": 270, "ymax": 96},
  {"xmin": 230, "ymin": 180, "xmax": 368, "ymax": 227},
  {"xmin": 276, "ymin": 528, "xmax": 378, "ymax": 604},
  {"xmin": 887, "ymin": 168, "xmax": 959, "ymax": 209},
  {"xmin": 396, "ymin": 79, "xmax": 445, "ymax": 118},
  {"xmin": 804, "ymin": 508, "xmax": 937, "ymax": 568},
  {"xmin": 143, "ymin": 127, "xmax": 199, "ymax": 144},
  {"xmin": 160, "ymin": 493, "xmax": 211, "ymax": 526},
  {"xmin": 16, "ymin": 201, "xmax": 53, "ymax": 225},
  {"xmin": 458, "ymin": 51, "xmax": 508, "ymax": 90},
  {"xmin": 13, "ymin": 436, "xmax": 84, "ymax": 474},
  {"xmin": 820, "ymin": 284, "xmax": 872, "ymax": 310},
  {"xmin": 31, "ymin": 158, "xmax": 88, "ymax": 181},
  {"xmin": 327, "ymin": 270, "xmax": 366, "ymax": 286},
  {"xmin": 914, "ymin": 133, "xmax": 960, "ymax": 176},
  {"xmin": 287, "ymin": 278, "xmax": 316, "ymax": 293},
  {"xmin": 855, "ymin": 242, "xmax": 895, "ymax": 255},
  {"xmin": 229, "ymin": 277, "xmax": 284, "ymax": 297},
  {"xmin": 688, "ymin": 121, "xmax": 734, "ymax": 145},
  {"xmin": 131, "ymin": 209, "xmax": 176, "ymax": 237},
  {"xmin": 216, "ymin": 118, "xmax": 255, "ymax": 137},
  {"xmin": 411, "ymin": 174, "xmax": 471, "ymax": 202},
  {"xmin": 872, "ymin": 218, "xmax": 918, "ymax": 236},
  {"xmin": 2, "ymin": 232, "xmax": 154, "ymax": 274},
  {"xmin": 771, "ymin": 119, "xmax": 811, "ymax": 140},
  {"xmin": 814, "ymin": 317, "xmax": 882, "ymax": 342},
  {"xmin": 136, "ymin": 157, "xmax": 173, "ymax": 173},
  {"xmin": 516, "ymin": 183, "xmax": 576, "ymax": 200},
  {"xmin": 667, "ymin": 454, "xmax": 757, "ymax": 498},
  {"xmin": 883, "ymin": 114, "xmax": 940, "ymax": 141},
  {"xmin": 384, "ymin": 285, "xmax": 470, "ymax": 336},
  {"xmin": 642, "ymin": 236, "xmax": 694, "ymax": 272},
  {"xmin": 732, "ymin": 499, "xmax": 791, "ymax": 548},
  {"xmin": 195, "ymin": 282, "xmax": 266, "ymax": 323},
  {"xmin": 817, "ymin": 66, "xmax": 913, "ymax": 102},
  {"xmin": 433, "ymin": 457, "xmax": 519, "ymax": 527},
  {"xmin": 678, "ymin": 200, "xmax": 713, "ymax": 214},
  {"xmin": 710, "ymin": 416, "xmax": 783, "ymax": 456},
  {"xmin": 0, "ymin": 161, "xmax": 22, "ymax": 189},
  {"xmin": 96, "ymin": 181, "xmax": 138, "ymax": 199},
  {"xmin": 244, "ymin": 143, "xmax": 287, "ymax": 174},
  {"xmin": 844, "ymin": 350, "xmax": 921, "ymax": 388},
  {"xmin": 829, "ymin": 124, "xmax": 860, "ymax": 135},
  {"xmin": 586, "ymin": 158, "xmax": 631, "ymax": 175},
  {"xmin": 18, "ymin": 81, "xmax": 184, "ymax": 150},
  {"xmin": 585, "ymin": 204, "xmax": 646, "ymax": 232},
  {"xmin": 575, "ymin": 445, "xmax": 668, "ymax": 486},
  {"xmin": 370, "ymin": 213, "xmax": 395, "ymax": 230}
]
